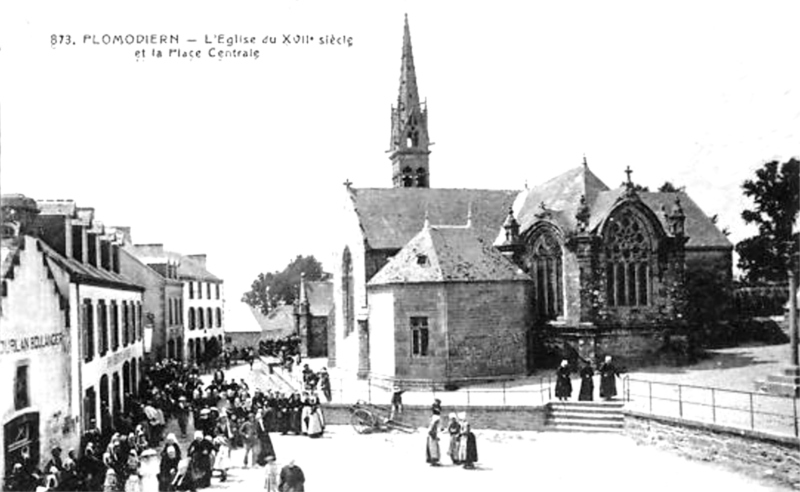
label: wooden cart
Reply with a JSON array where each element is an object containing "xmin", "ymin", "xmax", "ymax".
[{"xmin": 349, "ymin": 400, "xmax": 416, "ymax": 434}]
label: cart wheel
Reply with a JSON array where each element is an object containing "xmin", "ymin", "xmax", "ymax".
[{"xmin": 351, "ymin": 409, "xmax": 375, "ymax": 434}]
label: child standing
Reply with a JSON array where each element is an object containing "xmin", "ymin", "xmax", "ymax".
[{"xmin": 263, "ymin": 456, "xmax": 278, "ymax": 492}]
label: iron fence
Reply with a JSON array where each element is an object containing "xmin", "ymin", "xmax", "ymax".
[
  {"xmin": 623, "ymin": 376, "xmax": 800, "ymax": 438},
  {"xmin": 270, "ymin": 365, "xmax": 554, "ymax": 407}
]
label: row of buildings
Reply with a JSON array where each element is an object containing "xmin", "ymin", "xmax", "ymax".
[{"xmin": 0, "ymin": 195, "xmax": 225, "ymax": 482}]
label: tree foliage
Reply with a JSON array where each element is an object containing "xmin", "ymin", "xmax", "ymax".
[
  {"xmin": 658, "ymin": 181, "xmax": 685, "ymax": 193},
  {"xmin": 736, "ymin": 158, "xmax": 799, "ymax": 283},
  {"xmin": 241, "ymin": 255, "xmax": 329, "ymax": 314}
]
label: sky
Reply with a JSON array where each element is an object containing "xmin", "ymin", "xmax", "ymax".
[{"xmin": 1, "ymin": 0, "xmax": 798, "ymax": 332}]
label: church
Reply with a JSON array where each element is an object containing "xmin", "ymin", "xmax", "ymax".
[{"xmin": 330, "ymin": 16, "xmax": 732, "ymax": 387}]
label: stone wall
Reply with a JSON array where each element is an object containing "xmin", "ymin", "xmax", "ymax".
[
  {"xmin": 445, "ymin": 282, "xmax": 531, "ymax": 379},
  {"xmin": 624, "ymin": 410, "xmax": 800, "ymax": 488},
  {"xmin": 320, "ymin": 403, "xmax": 547, "ymax": 431}
]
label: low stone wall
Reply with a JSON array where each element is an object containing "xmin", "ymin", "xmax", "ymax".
[
  {"xmin": 624, "ymin": 410, "xmax": 800, "ymax": 488},
  {"xmin": 321, "ymin": 403, "xmax": 547, "ymax": 431}
]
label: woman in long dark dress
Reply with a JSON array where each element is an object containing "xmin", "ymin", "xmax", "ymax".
[
  {"xmin": 599, "ymin": 355, "xmax": 620, "ymax": 400},
  {"xmin": 578, "ymin": 360, "xmax": 595, "ymax": 401},
  {"xmin": 158, "ymin": 435, "xmax": 182, "ymax": 491},
  {"xmin": 460, "ymin": 422, "xmax": 478, "ymax": 469},
  {"xmin": 554, "ymin": 359, "xmax": 572, "ymax": 401}
]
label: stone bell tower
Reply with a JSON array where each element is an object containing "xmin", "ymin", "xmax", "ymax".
[{"xmin": 389, "ymin": 14, "xmax": 431, "ymax": 188}]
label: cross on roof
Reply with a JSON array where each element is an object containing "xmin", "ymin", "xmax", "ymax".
[
  {"xmin": 624, "ymin": 166, "xmax": 633, "ymax": 185},
  {"xmin": 343, "ymin": 179, "xmax": 352, "ymax": 188}
]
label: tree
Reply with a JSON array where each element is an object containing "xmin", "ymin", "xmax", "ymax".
[
  {"xmin": 621, "ymin": 182, "xmax": 649, "ymax": 192},
  {"xmin": 658, "ymin": 181, "xmax": 685, "ymax": 193},
  {"xmin": 736, "ymin": 158, "xmax": 799, "ymax": 284},
  {"xmin": 241, "ymin": 255, "xmax": 329, "ymax": 314}
]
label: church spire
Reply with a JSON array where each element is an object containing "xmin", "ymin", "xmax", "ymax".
[{"xmin": 390, "ymin": 14, "xmax": 431, "ymax": 188}]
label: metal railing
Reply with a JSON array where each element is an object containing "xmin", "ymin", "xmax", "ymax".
[
  {"xmin": 623, "ymin": 376, "xmax": 800, "ymax": 438},
  {"xmin": 266, "ymin": 364, "xmax": 554, "ymax": 407}
]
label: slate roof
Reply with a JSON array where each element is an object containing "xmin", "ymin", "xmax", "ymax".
[
  {"xmin": 369, "ymin": 223, "xmax": 531, "ymax": 286},
  {"xmin": 36, "ymin": 199, "xmax": 77, "ymax": 216},
  {"xmin": 248, "ymin": 304, "xmax": 296, "ymax": 339},
  {"xmin": 126, "ymin": 245, "xmax": 222, "ymax": 282},
  {"xmin": 306, "ymin": 280, "xmax": 333, "ymax": 317},
  {"xmin": 640, "ymin": 192, "xmax": 732, "ymax": 249},
  {"xmin": 39, "ymin": 239, "xmax": 144, "ymax": 291},
  {"xmin": 350, "ymin": 188, "xmax": 518, "ymax": 250},
  {"xmin": 513, "ymin": 165, "xmax": 731, "ymax": 249}
]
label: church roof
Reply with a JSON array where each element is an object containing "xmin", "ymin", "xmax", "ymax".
[
  {"xmin": 306, "ymin": 280, "xmax": 334, "ymax": 317},
  {"xmin": 516, "ymin": 164, "xmax": 610, "ymax": 233},
  {"xmin": 368, "ymin": 223, "xmax": 531, "ymax": 286},
  {"xmin": 248, "ymin": 304, "xmax": 296, "ymax": 339},
  {"xmin": 639, "ymin": 192, "xmax": 732, "ymax": 249},
  {"xmin": 350, "ymin": 188, "xmax": 518, "ymax": 250},
  {"xmin": 515, "ymin": 166, "xmax": 732, "ymax": 249}
]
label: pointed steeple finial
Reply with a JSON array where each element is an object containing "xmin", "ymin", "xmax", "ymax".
[
  {"xmin": 583, "ymin": 154, "xmax": 588, "ymax": 167},
  {"xmin": 390, "ymin": 14, "xmax": 431, "ymax": 188},
  {"xmin": 299, "ymin": 272, "xmax": 309, "ymax": 305},
  {"xmin": 624, "ymin": 166, "xmax": 633, "ymax": 187},
  {"xmin": 423, "ymin": 207, "xmax": 430, "ymax": 229}
]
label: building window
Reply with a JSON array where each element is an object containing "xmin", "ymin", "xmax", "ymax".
[
  {"xmin": 168, "ymin": 299, "xmax": 173, "ymax": 326},
  {"xmin": 416, "ymin": 254, "xmax": 428, "ymax": 266},
  {"xmin": 189, "ymin": 308, "xmax": 195, "ymax": 330},
  {"xmin": 198, "ymin": 282, "xmax": 202, "ymax": 299},
  {"xmin": 83, "ymin": 299, "xmax": 95, "ymax": 362},
  {"xmin": 410, "ymin": 317, "xmax": 429, "ymax": 356},
  {"xmin": 342, "ymin": 247, "xmax": 355, "ymax": 336},
  {"xmin": 198, "ymin": 308, "xmax": 205, "ymax": 329},
  {"xmin": 207, "ymin": 283, "xmax": 211, "ymax": 299},
  {"xmin": 111, "ymin": 301, "xmax": 119, "ymax": 350},
  {"xmin": 416, "ymin": 167, "xmax": 427, "ymax": 187},
  {"xmin": 98, "ymin": 300, "xmax": 108, "ymax": 356},
  {"xmin": 216, "ymin": 284, "xmax": 220, "ymax": 299},
  {"xmin": 122, "ymin": 301, "xmax": 129, "ymax": 347},
  {"xmin": 84, "ymin": 387, "xmax": 96, "ymax": 431},
  {"xmin": 14, "ymin": 364, "xmax": 29, "ymax": 410},
  {"xmin": 136, "ymin": 302, "xmax": 142, "ymax": 341},
  {"xmin": 207, "ymin": 308, "xmax": 213, "ymax": 329},
  {"xmin": 178, "ymin": 299, "xmax": 183, "ymax": 324},
  {"xmin": 189, "ymin": 282, "xmax": 194, "ymax": 299},
  {"xmin": 528, "ymin": 231, "xmax": 564, "ymax": 320},
  {"xmin": 604, "ymin": 208, "xmax": 652, "ymax": 307},
  {"xmin": 401, "ymin": 167, "xmax": 413, "ymax": 188},
  {"xmin": 216, "ymin": 307, "xmax": 222, "ymax": 327},
  {"xmin": 130, "ymin": 358, "xmax": 137, "ymax": 396}
]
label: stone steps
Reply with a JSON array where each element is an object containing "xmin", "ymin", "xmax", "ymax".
[
  {"xmin": 755, "ymin": 366, "xmax": 800, "ymax": 397},
  {"xmin": 545, "ymin": 401, "xmax": 625, "ymax": 433}
]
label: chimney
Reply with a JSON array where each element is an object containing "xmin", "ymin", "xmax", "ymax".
[{"xmin": 187, "ymin": 254, "xmax": 207, "ymax": 268}]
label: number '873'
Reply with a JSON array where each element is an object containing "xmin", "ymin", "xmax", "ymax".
[{"xmin": 50, "ymin": 35, "xmax": 74, "ymax": 47}]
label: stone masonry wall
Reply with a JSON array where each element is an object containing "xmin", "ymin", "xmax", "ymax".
[
  {"xmin": 321, "ymin": 403, "xmax": 546, "ymax": 431},
  {"xmin": 624, "ymin": 411, "xmax": 800, "ymax": 488},
  {"xmin": 445, "ymin": 282, "xmax": 531, "ymax": 380}
]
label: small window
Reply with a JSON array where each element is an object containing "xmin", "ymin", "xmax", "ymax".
[
  {"xmin": 14, "ymin": 364, "xmax": 29, "ymax": 410},
  {"xmin": 189, "ymin": 282, "xmax": 194, "ymax": 299},
  {"xmin": 410, "ymin": 316, "xmax": 429, "ymax": 357},
  {"xmin": 416, "ymin": 254, "xmax": 428, "ymax": 266}
]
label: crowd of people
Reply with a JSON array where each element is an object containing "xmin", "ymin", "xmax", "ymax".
[
  {"xmin": 3, "ymin": 357, "xmax": 319, "ymax": 492},
  {"xmin": 554, "ymin": 355, "xmax": 623, "ymax": 402}
]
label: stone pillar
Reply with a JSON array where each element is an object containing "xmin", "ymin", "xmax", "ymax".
[
  {"xmin": 573, "ymin": 234, "xmax": 599, "ymax": 323},
  {"xmin": 357, "ymin": 319, "xmax": 370, "ymax": 379}
]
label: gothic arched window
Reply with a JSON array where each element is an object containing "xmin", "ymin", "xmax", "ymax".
[
  {"xmin": 604, "ymin": 208, "xmax": 652, "ymax": 307},
  {"xmin": 342, "ymin": 247, "xmax": 355, "ymax": 336},
  {"xmin": 401, "ymin": 166, "xmax": 414, "ymax": 188},
  {"xmin": 416, "ymin": 167, "xmax": 427, "ymax": 187},
  {"xmin": 529, "ymin": 231, "xmax": 564, "ymax": 319}
]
